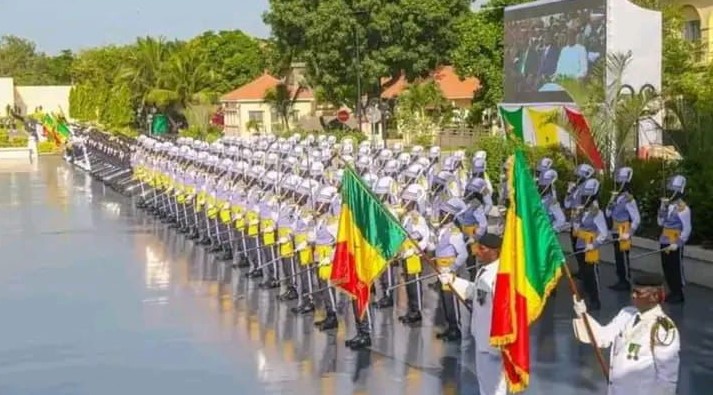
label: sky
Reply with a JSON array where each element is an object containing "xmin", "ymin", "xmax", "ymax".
[{"xmin": 0, "ymin": 0, "xmax": 271, "ymax": 54}]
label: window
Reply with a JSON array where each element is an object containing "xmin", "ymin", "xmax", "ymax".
[
  {"xmin": 247, "ymin": 111, "xmax": 264, "ymax": 132},
  {"xmin": 683, "ymin": 20, "xmax": 701, "ymax": 43},
  {"xmin": 270, "ymin": 107, "xmax": 283, "ymax": 132}
]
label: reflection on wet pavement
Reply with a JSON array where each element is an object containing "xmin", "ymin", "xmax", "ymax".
[{"xmin": 0, "ymin": 157, "xmax": 711, "ymax": 394}]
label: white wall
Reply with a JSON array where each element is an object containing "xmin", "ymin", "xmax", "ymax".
[
  {"xmin": 14, "ymin": 85, "xmax": 72, "ymax": 119},
  {"xmin": 0, "ymin": 78, "xmax": 15, "ymax": 116},
  {"xmin": 223, "ymin": 100, "xmax": 315, "ymax": 136},
  {"xmin": 607, "ymin": 0, "xmax": 662, "ymax": 92}
]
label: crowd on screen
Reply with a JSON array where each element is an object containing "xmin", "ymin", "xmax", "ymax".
[{"xmin": 505, "ymin": 7, "xmax": 605, "ymax": 95}]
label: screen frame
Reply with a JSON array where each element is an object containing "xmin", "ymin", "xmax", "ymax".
[{"xmin": 503, "ymin": 0, "xmax": 607, "ymax": 104}]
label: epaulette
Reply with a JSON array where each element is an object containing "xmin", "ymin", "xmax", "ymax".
[
  {"xmin": 677, "ymin": 201, "xmax": 687, "ymax": 212},
  {"xmin": 450, "ymin": 225, "xmax": 461, "ymax": 235}
]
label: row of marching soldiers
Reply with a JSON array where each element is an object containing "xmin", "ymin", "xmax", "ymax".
[
  {"xmin": 128, "ymin": 132, "xmax": 692, "ymax": 347},
  {"xmin": 129, "ymin": 132, "xmax": 502, "ymax": 349}
]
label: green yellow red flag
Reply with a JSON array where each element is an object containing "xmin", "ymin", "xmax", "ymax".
[
  {"xmin": 330, "ymin": 166, "xmax": 408, "ymax": 319},
  {"xmin": 490, "ymin": 149, "xmax": 565, "ymax": 392}
]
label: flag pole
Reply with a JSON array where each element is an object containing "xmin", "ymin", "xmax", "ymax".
[{"xmin": 562, "ymin": 262, "xmax": 610, "ymax": 382}]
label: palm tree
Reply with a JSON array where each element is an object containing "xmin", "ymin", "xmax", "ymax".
[
  {"xmin": 263, "ymin": 79, "xmax": 306, "ymax": 132},
  {"xmin": 158, "ymin": 44, "xmax": 216, "ymax": 107},
  {"xmin": 549, "ymin": 52, "xmax": 660, "ymax": 174},
  {"xmin": 395, "ymin": 80, "xmax": 450, "ymax": 144},
  {"xmin": 120, "ymin": 36, "xmax": 168, "ymax": 100}
]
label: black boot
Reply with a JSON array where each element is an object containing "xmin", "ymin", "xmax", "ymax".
[
  {"xmin": 278, "ymin": 287, "xmax": 299, "ymax": 302},
  {"xmin": 346, "ymin": 332, "xmax": 371, "ymax": 350},
  {"xmin": 235, "ymin": 256, "xmax": 250, "ymax": 268},
  {"xmin": 400, "ymin": 310, "xmax": 422, "ymax": 325},
  {"xmin": 436, "ymin": 327, "xmax": 461, "ymax": 342},
  {"xmin": 374, "ymin": 295, "xmax": 393, "ymax": 309},
  {"xmin": 291, "ymin": 301, "xmax": 315, "ymax": 314},
  {"xmin": 247, "ymin": 269, "xmax": 264, "ymax": 279},
  {"xmin": 259, "ymin": 277, "xmax": 279, "ymax": 289},
  {"xmin": 317, "ymin": 312, "xmax": 338, "ymax": 331}
]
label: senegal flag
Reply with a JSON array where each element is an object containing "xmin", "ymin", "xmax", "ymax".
[
  {"xmin": 330, "ymin": 166, "xmax": 408, "ymax": 319},
  {"xmin": 490, "ymin": 150, "xmax": 565, "ymax": 393}
]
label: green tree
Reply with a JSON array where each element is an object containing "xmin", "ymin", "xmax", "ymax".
[
  {"xmin": 264, "ymin": 0, "xmax": 470, "ymax": 109},
  {"xmin": 450, "ymin": 1, "xmax": 529, "ymax": 116},
  {"xmin": 189, "ymin": 30, "xmax": 266, "ymax": 93},
  {"xmin": 394, "ymin": 80, "xmax": 450, "ymax": 144},
  {"xmin": 157, "ymin": 42, "xmax": 216, "ymax": 107},
  {"xmin": 263, "ymin": 80, "xmax": 305, "ymax": 132},
  {"xmin": 120, "ymin": 36, "xmax": 171, "ymax": 102},
  {"xmin": 46, "ymin": 50, "xmax": 75, "ymax": 84}
]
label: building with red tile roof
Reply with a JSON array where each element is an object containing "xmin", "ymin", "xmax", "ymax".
[{"xmin": 381, "ymin": 65, "xmax": 480, "ymax": 108}]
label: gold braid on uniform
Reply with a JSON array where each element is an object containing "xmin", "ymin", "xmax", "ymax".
[{"xmin": 650, "ymin": 316, "xmax": 676, "ymax": 351}]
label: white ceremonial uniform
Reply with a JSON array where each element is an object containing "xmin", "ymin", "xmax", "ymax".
[
  {"xmin": 573, "ymin": 305, "xmax": 680, "ymax": 395},
  {"xmin": 467, "ymin": 260, "xmax": 508, "ymax": 395}
]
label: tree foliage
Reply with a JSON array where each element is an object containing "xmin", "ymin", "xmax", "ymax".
[
  {"xmin": 394, "ymin": 81, "xmax": 450, "ymax": 144},
  {"xmin": 450, "ymin": 1, "xmax": 529, "ymax": 114},
  {"xmin": 264, "ymin": 0, "xmax": 470, "ymax": 108},
  {"xmin": 0, "ymin": 35, "xmax": 74, "ymax": 85},
  {"xmin": 2, "ymin": 30, "xmax": 266, "ymax": 133}
]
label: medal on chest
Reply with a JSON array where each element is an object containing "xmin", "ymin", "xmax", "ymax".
[{"xmin": 626, "ymin": 343, "xmax": 642, "ymax": 361}]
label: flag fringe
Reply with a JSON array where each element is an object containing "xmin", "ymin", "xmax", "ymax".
[{"xmin": 502, "ymin": 350, "xmax": 531, "ymax": 393}]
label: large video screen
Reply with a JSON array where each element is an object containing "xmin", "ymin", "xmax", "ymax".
[{"xmin": 503, "ymin": 0, "xmax": 606, "ymax": 103}]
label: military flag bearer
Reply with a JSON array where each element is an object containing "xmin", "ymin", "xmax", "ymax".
[{"xmin": 572, "ymin": 274, "xmax": 680, "ymax": 395}]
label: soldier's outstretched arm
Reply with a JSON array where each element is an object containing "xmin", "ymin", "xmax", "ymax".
[{"xmin": 572, "ymin": 302, "xmax": 636, "ymax": 348}]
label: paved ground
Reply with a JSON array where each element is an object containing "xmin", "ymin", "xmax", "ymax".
[{"xmin": 0, "ymin": 157, "xmax": 711, "ymax": 395}]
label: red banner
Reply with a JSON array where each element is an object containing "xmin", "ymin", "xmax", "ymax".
[{"xmin": 564, "ymin": 107, "xmax": 604, "ymax": 170}]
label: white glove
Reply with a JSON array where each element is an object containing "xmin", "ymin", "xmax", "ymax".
[
  {"xmin": 438, "ymin": 272, "xmax": 455, "ymax": 285},
  {"xmin": 319, "ymin": 258, "xmax": 332, "ymax": 266},
  {"xmin": 573, "ymin": 296, "xmax": 587, "ymax": 317},
  {"xmin": 295, "ymin": 242, "xmax": 307, "ymax": 251},
  {"xmin": 584, "ymin": 243, "xmax": 594, "ymax": 252},
  {"xmin": 667, "ymin": 243, "xmax": 679, "ymax": 252},
  {"xmin": 402, "ymin": 249, "xmax": 415, "ymax": 259},
  {"xmin": 619, "ymin": 232, "xmax": 630, "ymax": 241},
  {"xmin": 566, "ymin": 182, "xmax": 576, "ymax": 194},
  {"xmin": 278, "ymin": 237, "xmax": 288, "ymax": 244}
]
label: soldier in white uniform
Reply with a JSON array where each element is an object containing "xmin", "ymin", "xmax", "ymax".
[
  {"xmin": 398, "ymin": 183, "xmax": 431, "ymax": 324},
  {"xmin": 572, "ymin": 274, "xmax": 680, "ymax": 395},
  {"xmin": 439, "ymin": 233, "xmax": 507, "ymax": 395},
  {"xmin": 434, "ymin": 197, "xmax": 469, "ymax": 342}
]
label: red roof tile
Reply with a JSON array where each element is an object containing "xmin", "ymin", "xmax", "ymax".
[
  {"xmin": 381, "ymin": 66, "xmax": 480, "ymax": 100},
  {"xmin": 221, "ymin": 72, "xmax": 315, "ymax": 102}
]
